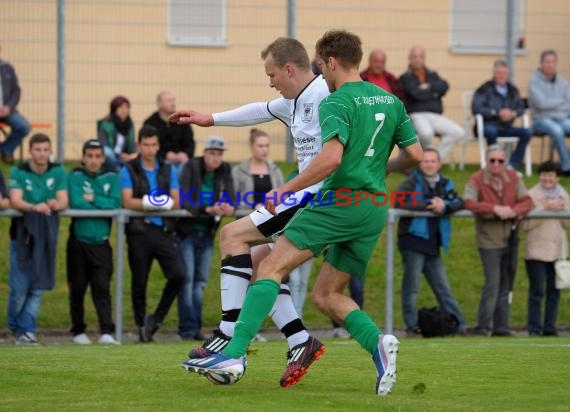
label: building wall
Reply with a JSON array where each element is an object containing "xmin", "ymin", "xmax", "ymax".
[{"xmin": 1, "ymin": 0, "xmax": 569, "ymax": 163}]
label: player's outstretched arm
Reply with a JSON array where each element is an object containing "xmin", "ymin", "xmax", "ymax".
[
  {"xmin": 169, "ymin": 110, "xmax": 214, "ymax": 127},
  {"xmin": 170, "ymin": 100, "xmax": 287, "ymax": 128},
  {"xmin": 386, "ymin": 142, "xmax": 423, "ymax": 174}
]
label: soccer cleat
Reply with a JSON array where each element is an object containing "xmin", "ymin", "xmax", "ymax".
[
  {"xmin": 373, "ymin": 334, "xmax": 399, "ymax": 396},
  {"xmin": 280, "ymin": 336, "xmax": 325, "ymax": 388},
  {"xmin": 187, "ymin": 329, "xmax": 231, "ymax": 358},
  {"xmin": 181, "ymin": 352, "xmax": 246, "ymax": 384}
]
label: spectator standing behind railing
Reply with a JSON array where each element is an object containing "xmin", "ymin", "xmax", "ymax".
[
  {"xmin": 528, "ymin": 49, "xmax": 570, "ymax": 176},
  {"xmin": 97, "ymin": 95, "xmax": 137, "ymax": 170},
  {"xmin": 520, "ymin": 161, "xmax": 570, "ymax": 337},
  {"xmin": 0, "ymin": 45, "xmax": 31, "ymax": 165},
  {"xmin": 395, "ymin": 148, "xmax": 466, "ymax": 337},
  {"xmin": 7, "ymin": 133, "xmax": 68, "ymax": 344},
  {"xmin": 176, "ymin": 136, "xmax": 235, "ymax": 341},
  {"xmin": 67, "ymin": 139, "xmax": 121, "ymax": 345},
  {"xmin": 120, "ymin": 125, "xmax": 185, "ymax": 343},
  {"xmin": 471, "ymin": 59, "xmax": 531, "ymax": 172},
  {"xmin": 143, "ymin": 91, "xmax": 195, "ymax": 175},
  {"xmin": 399, "ymin": 46, "xmax": 465, "ymax": 164},
  {"xmin": 463, "ymin": 144, "xmax": 533, "ymax": 337},
  {"xmin": 231, "ymin": 128, "xmax": 283, "ymax": 215}
]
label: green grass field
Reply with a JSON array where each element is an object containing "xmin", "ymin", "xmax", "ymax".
[{"xmin": 1, "ymin": 337, "xmax": 569, "ymax": 412}]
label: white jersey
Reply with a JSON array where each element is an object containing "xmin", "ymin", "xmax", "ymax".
[{"xmin": 213, "ymin": 75, "xmax": 330, "ymax": 196}]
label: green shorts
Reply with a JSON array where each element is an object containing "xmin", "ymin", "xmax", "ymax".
[{"xmin": 283, "ymin": 189, "xmax": 388, "ymax": 277}]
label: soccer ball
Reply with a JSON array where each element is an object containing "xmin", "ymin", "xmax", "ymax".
[{"xmin": 205, "ymin": 369, "xmax": 245, "ymax": 385}]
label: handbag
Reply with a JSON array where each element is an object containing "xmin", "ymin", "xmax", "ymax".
[
  {"xmin": 418, "ymin": 307, "xmax": 459, "ymax": 338},
  {"xmin": 554, "ymin": 237, "xmax": 570, "ymax": 290}
]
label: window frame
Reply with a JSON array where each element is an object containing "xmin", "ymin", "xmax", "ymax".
[
  {"xmin": 167, "ymin": 0, "xmax": 228, "ymax": 48},
  {"xmin": 449, "ymin": 0, "xmax": 526, "ymax": 55}
]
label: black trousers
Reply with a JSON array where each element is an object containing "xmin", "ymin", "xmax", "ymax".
[
  {"xmin": 67, "ymin": 235, "xmax": 114, "ymax": 335},
  {"xmin": 127, "ymin": 223, "xmax": 185, "ymax": 327}
]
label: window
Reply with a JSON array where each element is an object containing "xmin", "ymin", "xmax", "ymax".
[
  {"xmin": 450, "ymin": 0, "xmax": 525, "ymax": 54},
  {"xmin": 168, "ymin": 0, "xmax": 227, "ymax": 47}
]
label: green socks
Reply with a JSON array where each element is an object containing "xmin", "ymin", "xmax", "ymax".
[
  {"xmin": 222, "ymin": 278, "xmax": 280, "ymax": 358},
  {"xmin": 344, "ymin": 309, "xmax": 382, "ymax": 355}
]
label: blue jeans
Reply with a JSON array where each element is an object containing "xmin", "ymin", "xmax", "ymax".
[
  {"xmin": 103, "ymin": 146, "xmax": 123, "ymax": 171},
  {"xmin": 0, "ymin": 112, "xmax": 31, "ymax": 156},
  {"xmin": 177, "ymin": 229, "xmax": 214, "ymax": 337},
  {"xmin": 525, "ymin": 260, "xmax": 560, "ymax": 335},
  {"xmin": 533, "ymin": 117, "xmax": 570, "ymax": 171},
  {"xmin": 400, "ymin": 249, "xmax": 465, "ymax": 332},
  {"xmin": 483, "ymin": 124, "xmax": 531, "ymax": 168},
  {"xmin": 7, "ymin": 240, "xmax": 45, "ymax": 336},
  {"xmin": 476, "ymin": 247, "xmax": 514, "ymax": 334}
]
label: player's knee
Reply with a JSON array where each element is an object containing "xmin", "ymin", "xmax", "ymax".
[{"xmin": 220, "ymin": 223, "xmax": 235, "ymax": 245}]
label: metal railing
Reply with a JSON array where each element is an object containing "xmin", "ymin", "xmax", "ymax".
[{"xmin": 1, "ymin": 208, "xmax": 568, "ymax": 341}]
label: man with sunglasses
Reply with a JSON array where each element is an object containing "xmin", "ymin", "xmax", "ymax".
[{"xmin": 463, "ymin": 144, "xmax": 533, "ymax": 337}]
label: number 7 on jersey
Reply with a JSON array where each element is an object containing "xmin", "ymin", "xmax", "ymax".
[{"xmin": 365, "ymin": 113, "xmax": 386, "ymax": 157}]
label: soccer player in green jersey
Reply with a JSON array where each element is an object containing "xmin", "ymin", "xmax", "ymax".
[
  {"xmin": 8, "ymin": 133, "xmax": 68, "ymax": 344},
  {"xmin": 182, "ymin": 30, "xmax": 423, "ymax": 395}
]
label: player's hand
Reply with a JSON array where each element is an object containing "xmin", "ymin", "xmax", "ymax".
[
  {"xmin": 169, "ymin": 110, "xmax": 214, "ymax": 127},
  {"xmin": 83, "ymin": 193, "xmax": 94, "ymax": 202}
]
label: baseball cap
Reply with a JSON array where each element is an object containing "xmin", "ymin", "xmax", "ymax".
[
  {"xmin": 82, "ymin": 139, "xmax": 103, "ymax": 154},
  {"xmin": 204, "ymin": 135, "xmax": 227, "ymax": 151}
]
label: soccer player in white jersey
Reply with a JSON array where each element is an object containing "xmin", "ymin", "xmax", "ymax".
[{"xmin": 170, "ymin": 37, "xmax": 329, "ymax": 387}]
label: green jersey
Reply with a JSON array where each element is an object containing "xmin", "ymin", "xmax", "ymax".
[
  {"xmin": 68, "ymin": 167, "xmax": 121, "ymax": 244},
  {"xmin": 318, "ymin": 81, "xmax": 417, "ymax": 193},
  {"xmin": 8, "ymin": 162, "xmax": 67, "ymax": 203}
]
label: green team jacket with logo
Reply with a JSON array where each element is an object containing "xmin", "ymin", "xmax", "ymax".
[{"xmin": 68, "ymin": 167, "xmax": 121, "ymax": 244}]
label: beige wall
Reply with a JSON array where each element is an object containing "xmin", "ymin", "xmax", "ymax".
[{"xmin": 1, "ymin": 0, "xmax": 569, "ymax": 163}]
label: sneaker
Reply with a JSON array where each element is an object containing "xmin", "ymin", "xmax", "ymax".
[
  {"xmin": 332, "ymin": 327, "xmax": 351, "ymax": 338},
  {"xmin": 73, "ymin": 333, "xmax": 92, "ymax": 345},
  {"xmin": 16, "ymin": 332, "xmax": 38, "ymax": 345},
  {"xmin": 140, "ymin": 315, "xmax": 159, "ymax": 343},
  {"xmin": 373, "ymin": 334, "xmax": 399, "ymax": 396},
  {"xmin": 188, "ymin": 329, "xmax": 231, "ymax": 358},
  {"xmin": 98, "ymin": 334, "xmax": 119, "ymax": 345},
  {"xmin": 280, "ymin": 336, "xmax": 325, "ymax": 388},
  {"xmin": 181, "ymin": 352, "xmax": 246, "ymax": 381},
  {"xmin": 467, "ymin": 327, "xmax": 490, "ymax": 337},
  {"xmin": 252, "ymin": 333, "xmax": 268, "ymax": 342}
]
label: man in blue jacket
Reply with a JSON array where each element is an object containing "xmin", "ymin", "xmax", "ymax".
[
  {"xmin": 472, "ymin": 59, "xmax": 531, "ymax": 171},
  {"xmin": 396, "ymin": 148, "xmax": 465, "ymax": 336}
]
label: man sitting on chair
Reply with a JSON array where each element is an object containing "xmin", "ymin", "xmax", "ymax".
[{"xmin": 471, "ymin": 59, "xmax": 531, "ymax": 172}]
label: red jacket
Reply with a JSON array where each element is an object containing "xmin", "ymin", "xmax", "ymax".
[
  {"xmin": 360, "ymin": 68, "xmax": 406, "ymax": 103},
  {"xmin": 464, "ymin": 168, "xmax": 533, "ymax": 248}
]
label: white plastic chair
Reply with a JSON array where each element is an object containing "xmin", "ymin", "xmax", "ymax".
[
  {"xmin": 462, "ymin": 90, "xmax": 532, "ymax": 176},
  {"xmin": 475, "ymin": 114, "xmax": 532, "ymax": 177}
]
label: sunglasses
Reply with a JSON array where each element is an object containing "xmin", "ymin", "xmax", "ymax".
[{"xmin": 489, "ymin": 158, "xmax": 505, "ymax": 164}]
